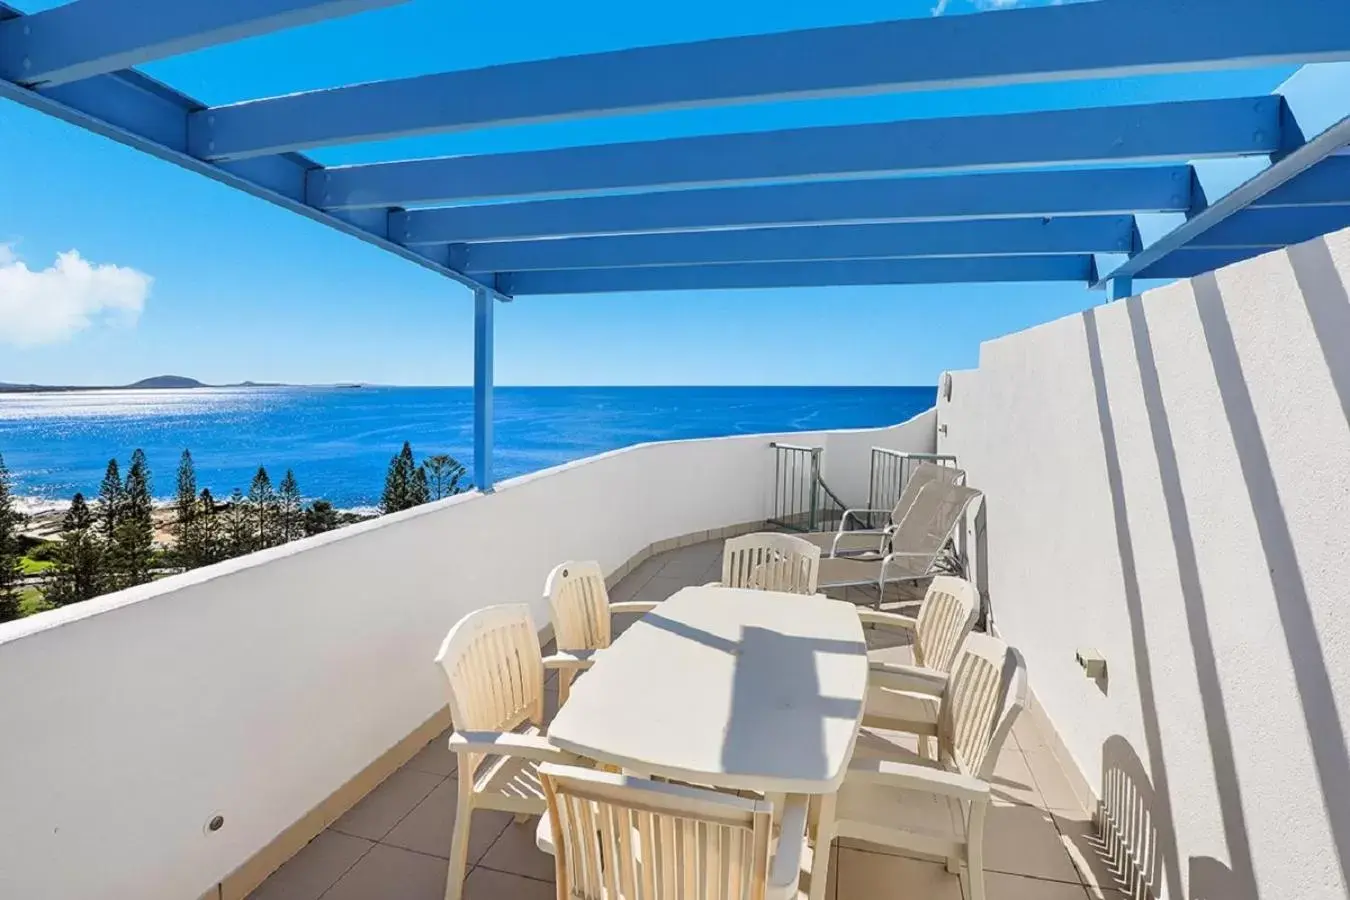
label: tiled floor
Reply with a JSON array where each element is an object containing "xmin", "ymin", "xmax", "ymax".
[{"xmin": 250, "ymin": 539, "xmax": 1127, "ymax": 900}]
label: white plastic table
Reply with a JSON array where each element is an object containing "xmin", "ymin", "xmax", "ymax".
[{"xmin": 547, "ymin": 584, "xmax": 870, "ymax": 795}]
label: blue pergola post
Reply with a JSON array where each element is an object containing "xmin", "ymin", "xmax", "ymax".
[
  {"xmin": 473, "ymin": 286, "xmax": 494, "ymax": 493},
  {"xmin": 1107, "ymin": 277, "xmax": 1134, "ymax": 301}
]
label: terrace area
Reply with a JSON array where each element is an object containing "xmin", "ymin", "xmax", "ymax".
[
  {"xmin": 247, "ymin": 540, "xmax": 1113, "ymax": 900},
  {"xmin": 2, "ymin": 3, "xmax": 1350, "ymax": 900}
]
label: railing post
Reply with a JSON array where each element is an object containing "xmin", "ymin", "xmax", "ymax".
[
  {"xmin": 808, "ymin": 447, "xmax": 822, "ymax": 532},
  {"xmin": 473, "ymin": 286, "xmax": 494, "ymax": 493}
]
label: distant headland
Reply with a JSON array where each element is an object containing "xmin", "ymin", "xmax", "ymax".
[{"xmin": 0, "ymin": 376, "xmax": 285, "ymax": 394}]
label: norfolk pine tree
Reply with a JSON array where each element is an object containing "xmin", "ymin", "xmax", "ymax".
[
  {"xmin": 97, "ymin": 458, "xmax": 123, "ymax": 541},
  {"xmin": 248, "ymin": 467, "xmax": 276, "ymax": 548},
  {"xmin": 50, "ymin": 492, "xmax": 104, "ymax": 606},
  {"xmin": 174, "ymin": 450, "xmax": 203, "ymax": 569},
  {"xmin": 277, "ymin": 470, "xmax": 303, "ymax": 543},
  {"xmin": 224, "ymin": 488, "xmax": 254, "ymax": 557},
  {"xmin": 0, "ymin": 454, "xmax": 22, "ymax": 622},
  {"xmin": 115, "ymin": 450, "xmax": 155, "ymax": 586},
  {"xmin": 423, "ymin": 454, "xmax": 467, "ymax": 500}
]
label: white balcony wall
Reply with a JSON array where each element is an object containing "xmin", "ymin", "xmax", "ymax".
[
  {"xmin": 821, "ymin": 406, "xmax": 938, "ymax": 508},
  {"xmin": 0, "ymin": 416, "xmax": 933, "ymax": 900},
  {"xmin": 938, "ymin": 230, "xmax": 1350, "ymax": 900}
]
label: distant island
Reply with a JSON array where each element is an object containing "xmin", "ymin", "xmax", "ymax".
[{"xmin": 0, "ymin": 376, "xmax": 285, "ymax": 394}]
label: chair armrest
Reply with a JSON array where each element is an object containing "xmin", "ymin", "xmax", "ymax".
[
  {"xmin": 868, "ymin": 662, "xmax": 948, "ymax": 695},
  {"xmin": 542, "ymin": 649, "xmax": 597, "ymax": 671},
  {"xmin": 608, "ymin": 601, "xmax": 658, "ymax": 615},
  {"xmin": 856, "ymin": 610, "xmax": 918, "ymax": 631},
  {"xmin": 767, "ymin": 794, "xmax": 809, "ymax": 897},
  {"xmin": 840, "ymin": 508, "xmax": 894, "ymax": 529},
  {"xmin": 449, "ymin": 731, "xmax": 582, "ymax": 764},
  {"xmin": 846, "ymin": 757, "xmax": 990, "ymax": 803}
]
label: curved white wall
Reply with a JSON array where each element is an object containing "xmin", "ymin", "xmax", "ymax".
[
  {"xmin": 939, "ymin": 230, "xmax": 1350, "ymax": 900},
  {"xmin": 0, "ymin": 415, "xmax": 934, "ymax": 900}
]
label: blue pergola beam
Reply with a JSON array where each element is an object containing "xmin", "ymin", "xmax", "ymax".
[
  {"xmin": 315, "ymin": 97, "xmax": 1280, "ymax": 209},
  {"xmin": 499, "ymin": 256, "xmax": 1092, "ymax": 295},
  {"xmin": 397, "ymin": 167, "xmax": 1193, "ymax": 246},
  {"xmin": 0, "ymin": 9, "xmax": 500, "ymax": 299},
  {"xmin": 1095, "ymin": 63, "xmax": 1350, "ymax": 286},
  {"xmin": 1251, "ymin": 156, "xmax": 1350, "ymax": 207},
  {"xmin": 0, "ymin": 0, "xmax": 405, "ymax": 88},
  {"xmin": 473, "ymin": 287, "xmax": 494, "ymax": 493},
  {"xmin": 459, "ymin": 217, "xmax": 1135, "ymax": 273},
  {"xmin": 189, "ymin": 0, "xmax": 1350, "ymax": 161},
  {"xmin": 1189, "ymin": 205, "xmax": 1350, "ymax": 248}
]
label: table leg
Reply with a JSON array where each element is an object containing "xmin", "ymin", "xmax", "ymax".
[{"xmin": 807, "ymin": 792, "xmax": 837, "ymax": 900}]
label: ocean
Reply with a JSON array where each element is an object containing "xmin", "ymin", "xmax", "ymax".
[{"xmin": 0, "ymin": 385, "xmax": 935, "ymax": 510}]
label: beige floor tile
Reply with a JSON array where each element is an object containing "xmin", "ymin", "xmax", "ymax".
[
  {"xmin": 321, "ymin": 843, "xmax": 446, "ymax": 900},
  {"xmin": 655, "ymin": 547, "xmax": 721, "ymax": 576},
  {"xmin": 634, "ymin": 574, "xmax": 697, "ymax": 602},
  {"xmin": 404, "ymin": 728, "xmax": 458, "ymax": 778},
  {"xmin": 835, "ymin": 846, "xmax": 963, "ymax": 900},
  {"xmin": 462, "ymin": 866, "xmax": 555, "ymax": 900},
  {"xmin": 478, "ymin": 816, "xmax": 557, "ymax": 882},
  {"xmin": 247, "ymin": 831, "xmax": 373, "ymax": 900},
  {"xmin": 983, "ymin": 804, "xmax": 1082, "ymax": 884},
  {"xmin": 382, "ymin": 778, "xmax": 513, "ymax": 863},
  {"xmin": 985, "ymin": 871, "xmax": 1089, "ymax": 900},
  {"xmin": 1024, "ymin": 748, "xmax": 1088, "ymax": 814},
  {"xmin": 1011, "ymin": 716, "xmax": 1052, "ymax": 754},
  {"xmin": 330, "ymin": 769, "xmax": 445, "ymax": 841},
  {"xmin": 1052, "ymin": 811, "xmax": 1137, "ymax": 899},
  {"xmin": 989, "ymin": 747, "xmax": 1045, "ymax": 808}
]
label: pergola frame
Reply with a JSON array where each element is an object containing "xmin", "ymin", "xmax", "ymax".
[{"xmin": 3, "ymin": 0, "xmax": 1350, "ymax": 490}]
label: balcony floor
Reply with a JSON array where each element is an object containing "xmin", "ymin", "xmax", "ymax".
[{"xmin": 250, "ymin": 539, "xmax": 1123, "ymax": 900}]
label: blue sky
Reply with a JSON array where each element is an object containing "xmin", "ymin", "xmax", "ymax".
[{"xmin": 0, "ymin": 0, "xmax": 1292, "ymax": 387}]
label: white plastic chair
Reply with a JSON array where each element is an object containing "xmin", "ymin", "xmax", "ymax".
[
  {"xmin": 825, "ymin": 634, "xmax": 1028, "ymax": 900},
  {"xmin": 434, "ymin": 604, "xmax": 590, "ymax": 900},
  {"xmin": 537, "ymin": 762, "xmax": 808, "ymax": 900},
  {"xmin": 856, "ymin": 575, "xmax": 980, "ymax": 755},
  {"xmin": 544, "ymin": 560, "xmax": 658, "ymax": 704},
  {"xmin": 716, "ymin": 532, "xmax": 821, "ymax": 595}
]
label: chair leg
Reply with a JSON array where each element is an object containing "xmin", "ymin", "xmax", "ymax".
[
  {"xmin": 443, "ymin": 791, "xmax": 474, "ymax": 900},
  {"xmin": 967, "ymin": 846, "xmax": 985, "ymax": 900},
  {"xmin": 558, "ymin": 672, "xmax": 572, "ymax": 708}
]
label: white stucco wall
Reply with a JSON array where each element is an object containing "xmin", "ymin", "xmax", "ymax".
[
  {"xmin": 0, "ymin": 416, "xmax": 933, "ymax": 900},
  {"xmin": 938, "ymin": 230, "xmax": 1350, "ymax": 900},
  {"xmin": 821, "ymin": 406, "xmax": 938, "ymax": 508}
]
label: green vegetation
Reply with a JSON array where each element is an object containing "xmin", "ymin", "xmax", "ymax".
[
  {"xmin": 4, "ymin": 443, "xmax": 469, "ymax": 620},
  {"xmin": 0, "ymin": 453, "xmax": 22, "ymax": 622}
]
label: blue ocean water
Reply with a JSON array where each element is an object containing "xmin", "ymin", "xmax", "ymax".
[{"xmin": 0, "ymin": 386, "xmax": 935, "ymax": 510}]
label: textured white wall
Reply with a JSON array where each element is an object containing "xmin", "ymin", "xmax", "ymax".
[
  {"xmin": 938, "ymin": 230, "xmax": 1350, "ymax": 900},
  {"xmin": 822, "ymin": 407, "xmax": 938, "ymax": 508},
  {"xmin": 0, "ymin": 418, "xmax": 933, "ymax": 900}
]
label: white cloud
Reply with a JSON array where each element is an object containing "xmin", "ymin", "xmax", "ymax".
[{"xmin": 0, "ymin": 246, "xmax": 151, "ymax": 347}]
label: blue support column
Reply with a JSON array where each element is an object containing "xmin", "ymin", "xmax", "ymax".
[
  {"xmin": 473, "ymin": 287, "xmax": 494, "ymax": 493},
  {"xmin": 1107, "ymin": 277, "xmax": 1134, "ymax": 301}
]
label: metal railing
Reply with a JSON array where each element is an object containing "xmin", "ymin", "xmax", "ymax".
[
  {"xmin": 865, "ymin": 449, "xmax": 961, "ymax": 526},
  {"xmin": 767, "ymin": 442, "xmax": 845, "ymax": 532}
]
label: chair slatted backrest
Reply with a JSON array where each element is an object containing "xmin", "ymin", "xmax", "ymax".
[
  {"xmin": 435, "ymin": 604, "xmax": 545, "ymax": 775},
  {"xmin": 937, "ymin": 633, "xmax": 1028, "ymax": 781},
  {"xmin": 886, "ymin": 482, "xmax": 983, "ymax": 564},
  {"xmin": 913, "ymin": 576, "xmax": 981, "ymax": 673},
  {"xmin": 884, "ymin": 462, "xmax": 967, "ymax": 529},
  {"xmin": 722, "ymin": 532, "xmax": 821, "ymax": 595},
  {"xmin": 546, "ymin": 560, "xmax": 612, "ymax": 652},
  {"xmin": 540, "ymin": 763, "xmax": 775, "ymax": 900}
]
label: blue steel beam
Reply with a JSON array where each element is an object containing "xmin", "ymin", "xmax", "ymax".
[
  {"xmin": 0, "ymin": 0, "xmax": 405, "ymax": 88},
  {"xmin": 396, "ymin": 167, "xmax": 1193, "ymax": 245},
  {"xmin": 1251, "ymin": 156, "xmax": 1350, "ymax": 207},
  {"xmin": 0, "ymin": 7, "xmax": 500, "ymax": 299},
  {"xmin": 314, "ymin": 97, "xmax": 1280, "ymax": 209},
  {"xmin": 473, "ymin": 287, "xmax": 494, "ymax": 493},
  {"xmin": 1134, "ymin": 249, "xmax": 1266, "ymax": 280},
  {"xmin": 1190, "ymin": 205, "xmax": 1350, "ymax": 247},
  {"xmin": 458, "ymin": 217, "xmax": 1136, "ymax": 273},
  {"xmin": 499, "ymin": 256, "xmax": 1091, "ymax": 295},
  {"xmin": 1095, "ymin": 63, "xmax": 1350, "ymax": 286},
  {"xmin": 188, "ymin": 0, "xmax": 1350, "ymax": 161}
]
